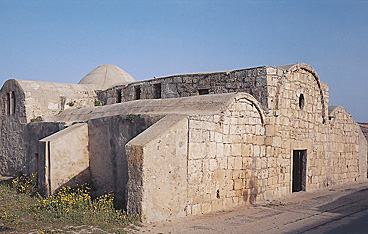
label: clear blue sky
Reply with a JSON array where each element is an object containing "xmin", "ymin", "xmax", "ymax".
[{"xmin": 0, "ymin": 0, "xmax": 367, "ymax": 121}]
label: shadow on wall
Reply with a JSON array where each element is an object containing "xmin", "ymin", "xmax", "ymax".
[
  {"xmin": 242, "ymin": 179, "xmax": 258, "ymax": 204},
  {"xmin": 55, "ymin": 167, "xmax": 126, "ymax": 210},
  {"xmin": 54, "ymin": 167, "xmax": 91, "ymax": 194},
  {"xmin": 88, "ymin": 114, "xmax": 164, "ymax": 211}
]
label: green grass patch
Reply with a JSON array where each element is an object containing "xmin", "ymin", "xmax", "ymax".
[{"xmin": 0, "ymin": 175, "xmax": 139, "ymax": 233}]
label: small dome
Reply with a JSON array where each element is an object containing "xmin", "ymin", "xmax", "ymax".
[{"xmin": 78, "ymin": 64, "xmax": 135, "ymax": 90}]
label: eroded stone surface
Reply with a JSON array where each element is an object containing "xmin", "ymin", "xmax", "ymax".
[{"xmin": 0, "ymin": 63, "xmax": 366, "ymax": 222}]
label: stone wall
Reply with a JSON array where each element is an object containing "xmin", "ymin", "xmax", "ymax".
[
  {"xmin": 0, "ymin": 79, "xmax": 27, "ymax": 123},
  {"xmin": 265, "ymin": 65, "xmax": 328, "ymax": 194},
  {"xmin": 186, "ymin": 95, "xmax": 265, "ymax": 215},
  {"xmin": 25, "ymin": 122, "xmax": 66, "ymax": 194},
  {"xmin": 0, "ymin": 79, "xmax": 97, "ymax": 123},
  {"xmin": 97, "ymin": 67, "xmax": 270, "ymax": 110},
  {"xmin": 183, "ymin": 67, "xmax": 367, "ymax": 217},
  {"xmin": 329, "ymin": 108, "xmax": 367, "ymax": 181},
  {"xmin": 126, "ymin": 115, "xmax": 189, "ymax": 222},
  {"xmin": 0, "ymin": 114, "xmax": 63, "ymax": 177},
  {"xmin": 88, "ymin": 114, "xmax": 164, "ymax": 209},
  {"xmin": 40, "ymin": 123, "xmax": 89, "ymax": 195},
  {"xmin": 267, "ymin": 67, "xmax": 365, "ymax": 193},
  {"xmin": 0, "ymin": 117, "xmax": 27, "ymax": 175},
  {"xmin": 359, "ymin": 123, "xmax": 368, "ymax": 141}
]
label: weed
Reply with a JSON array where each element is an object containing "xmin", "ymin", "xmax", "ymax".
[
  {"xmin": 12, "ymin": 173, "xmax": 38, "ymax": 196},
  {"xmin": 0, "ymin": 174, "xmax": 139, "ymax": 232},
  {"xmin": 263, "ymin": 201, "xmax": 285, "ymax": 207},
  {"xmin": 94, "ymin": 99, "xmax": 101, "ymax": 106},
  {"xmin": 0, "ymin": 211, "xmax": 19, "ymax": 225},
  {"xmin": 30, "ymin": 116, "xmax": 43, "ymax": 122},
  {"xmin": 126, "ymin": 114, "xmax": 136, "ymax": 121},
  {"xmin": 67, "ymin": 100, "xmax": 76, "ymax": 107}
]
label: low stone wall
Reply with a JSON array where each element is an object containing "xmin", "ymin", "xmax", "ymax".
[
  {"xmin": 25, "ymin": 122, "xmax": 66, "ymax": 194},
  {"xmin": 126, "ymin": 115, "xmax": 188, "ymax": 222},
  {"xmin": 88, "ymin": 114, "xmax": 164, "ymax": 209},
  {"xmin": 97, "ymin": 67, "xmax": 270, "ymax": 110},
  {"xmin": 40, "ymin": 123, "xmax": 89, "ymax": 195}
]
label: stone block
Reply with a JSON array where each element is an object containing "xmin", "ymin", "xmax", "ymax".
[
  {"xmin": 253, "ymin": 145, "xmax": 261, "ymax": 157},
  {"xmin": 241, "ymin": 144, "xmax": 251, "ymax": 156},
  {"xmin": 211, "ymin": 199, "xmax": 223, "ymax": 211},
  {"xmin": 234, "ymin": 157, "xmax": 242, "ymax": 170},
  {"xmin": 191, "ymin": 204, "xmax": 202, "ymax": 215},
  {"xmin": 189, "ymin": 172, "xmax": 203, "ymax": 185},
  {"xmin": 255, "ymin": 136, "xmax": 265, "ymax": 145},
  {"xmin": 190, "ymin": 129, "xmax": 210, "ymax": 143},
  {"xmin": 216, "ymin": 156, "xmax": 227, "ymax": 169},
  {"xmin": 230, "ymin": 134, "xmax": 242, "ymax": 143},
  {"xmin": 273, "ymin": 137, "xmax": 282, "ymax": 147},
  {"xmin": 233, "ymin": 179, "xmax": 243, "ymax": 190},
  {"xmin": 265, "ymin": 125, "xmax": 275, "ymax": 136},
  {"xmin": 224, "ymin": 143, "xmax": 231, "ymax": 156},
  {"xmin": 189, "ymin": 142, "xmax": 206, "ymax": 159},
  {"xmin": 188, "ymin": 159, "xmax": 202, "ymax": 174},
  {"xmin": 215, "ymin": 132, "xmax": 223, "ymax": 142},
  {"xmin": 207, "ymin": 142, "xmax": 217, "ymax": 158},
  {"xmin": 242, "ymin": 157, "xmax": 253, "ymax": 169},
  {"xmin": 228, "ymin": 157, "xmax": 235, "ymax": 170},
  {"xmin": 209, "ymin": 159, "xmax": 217, "ymax": 171},
  {"xmin": 216, "ymin": 143, "xmax": 224, "ymax": 157},
  {"xmin": 223, "ymin": 197, "xmax": 235, "ymax": 209},
  {"xmin": 192, "ymin": 195, "xmax": 202, "ymax": 204},
  {"xmin": 231, "ymin": 143, "xmax": 242, "ymax": 156},
  {"xmin": 202, "ymin": 203, "xmax": 212, "ymax": 214}
]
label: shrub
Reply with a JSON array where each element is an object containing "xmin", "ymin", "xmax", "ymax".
[{"xmin": 12, "ymin": 173, "xmax": 38, "ymax": 196}]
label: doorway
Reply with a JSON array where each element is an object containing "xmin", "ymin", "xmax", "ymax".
[{"xmin": 292, "ymin": 150, "xmax": 307, "ymax": 192}]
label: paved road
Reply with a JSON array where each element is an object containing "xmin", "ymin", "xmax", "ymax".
[{"xmin": 133, "ymin": 180, "xmax": 368, "ymax": 234}]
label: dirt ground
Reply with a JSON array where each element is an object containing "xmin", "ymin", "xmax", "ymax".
[{"xmin": 131, "ymin": 180, "xmax": 368, "ymax": 234}]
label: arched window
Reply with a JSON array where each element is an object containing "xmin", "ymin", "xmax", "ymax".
[
  {"xmin": 6, "ymin": 91, "xmax": 15, "ymax": 115},
  {"xmin": 299, "ymin": 94, "xmax": 305, "ymax": 110}
]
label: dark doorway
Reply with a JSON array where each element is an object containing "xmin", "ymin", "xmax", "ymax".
[
  {"xmin": 135, "ymin": 86, "xmax": 141, "ymax": 100},
  {"xmin": 292, "ymin": 150, "xmax": 307, "ymax": 192},
  {"xmin": 153, "ymin": 83, "xmax": 161, "ymax": 99},
  {"xmin": 116, "ymin": 89, "xmax": 122, "ymax": 103}
]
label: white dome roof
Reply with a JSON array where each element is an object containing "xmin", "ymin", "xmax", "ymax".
[{"xmin": 78, "ymin": 64, "xmax": 135, "ymax": 90}]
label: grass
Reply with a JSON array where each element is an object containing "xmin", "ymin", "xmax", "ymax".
[{"xmin": 0, "ymin": 174, "xmax": 140, "ymax": 233}]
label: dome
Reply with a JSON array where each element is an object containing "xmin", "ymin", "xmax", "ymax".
[{"xmin": 78, "ymin": 64, "xmax": 135, "ymax": 90}]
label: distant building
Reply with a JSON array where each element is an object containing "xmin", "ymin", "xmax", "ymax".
[{"xmin": 0, "ymin": 63, "xmax": 366, "ymax": 222}]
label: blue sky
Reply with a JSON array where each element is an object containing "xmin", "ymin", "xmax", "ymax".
[{"xmin": 0, "ymin": 0, "xmax": 367, "ymax": 121}]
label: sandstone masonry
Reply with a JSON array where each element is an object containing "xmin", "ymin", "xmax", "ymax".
[{"xmin": 0, "ymin": 63, "xmax": 366, "ymax": 222}]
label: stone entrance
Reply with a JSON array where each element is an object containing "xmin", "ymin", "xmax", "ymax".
[{"xmin": 292, "ymin": 150, "xmax": 307, "ymax": 192}]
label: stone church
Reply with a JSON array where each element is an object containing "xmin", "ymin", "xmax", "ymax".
[{"xmin": 0, "ymin": 63, "xmax": 366, "ymax": 222}]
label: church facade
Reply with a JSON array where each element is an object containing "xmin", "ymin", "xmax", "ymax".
[{"xmin": 0, "ymin": 63, "xmax": 366, "ymax": 222}]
